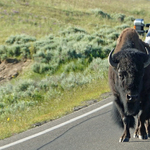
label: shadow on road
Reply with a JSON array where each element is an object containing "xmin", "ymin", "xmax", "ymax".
[{"xmin": 37, "ymin": 110, "xmax": 111, "ymax": 150}]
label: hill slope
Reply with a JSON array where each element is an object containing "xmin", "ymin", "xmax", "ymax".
[{"xmin": 0, "ymin": 0, "xmax": 149, "ymax": 139}]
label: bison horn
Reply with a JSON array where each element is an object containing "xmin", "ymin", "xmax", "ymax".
[
  {"xmin": 144, "ymin": 47, "xmax": 150, "ymax": 68},
  {"xmin": 108, "ymin": 49, "xmax": 118, "ymax": 68}
]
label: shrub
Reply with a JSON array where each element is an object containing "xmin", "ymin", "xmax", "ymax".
[
  {"xmin": 5, "ymin": 34, "xmax": 36, "ymax": 45},
  {"xmin": 13, "ymin": 101, "xmax": 37, "ymax": 111},
  {"xmin": 115, "ymin": 24, "xmax": 130, "ymax": 30},
  {"xmin": 5, "ymin": 43, "xmax": 31, "ymax": 58},
  {"xmin": 1, "ymin": 54, "xmax": 7, "ymax": 61},
  {"xmin": 16, "ymin": 80, "xmax": 34, "ymax": 92},
  {"xmin": 107, "ymin": 32, "xmax": 119, "ymax": 40},
  {"xmin": 61, "ymin": 27, "xmax": 87, "ymax": 35},
  {"xmin": 36, "ymin": 50, "xmax": 45, "ymax": 58},
  {"xmin": 83, "ymin": 35, "xmax": 95, "ymax": 42},
  {"xmin": 99, "ymin": 28, "xmax": 116, "ymax": 35},
  {"xmin": 38, "ymin": 80, "xmax": 49, "ymax": 91},
  {"xmin": 0, "ymin": 45, "xmax": 7, "ymax": 54},
  {"xmin": 91, "ymin": 9, "xmax": 111, "ymax": 19},
  {"xmin": 11, "ymin": 45, "xmax": 21, "ymax": 56},
  {"xmin": 32, "ymin": 63, "xmax": 41, "ymax": 73},
  {"xmin": 32, "ymin": 63, "xmax": 51, "ymax": 74},
  {"xmin": 113, "ymin": 14, "xmax": 126, "ymax": 22},
  {"xmin": 84, "ymin": 58, "xmax": 108, "ymax": 79},
  {"xmin": 90, "ymin": 37, "xmax": 105, "ymax": 45},
  {"xmin": 39, "ymin": 63, "xmax": 50, "ymax": 74},
  {"xmin": 63, "ymin": 60, "xmax": 85, "ymax": 73},
  {"xmin": 124, "ymin": 16, "xmax": 135, "ymax": 22},
  {"xmin": 20, "ymin": 44, "xmax": 31, "ymax": 58},
  {"xmin": 102, "ymin": 46, "xmax": 111, "ymax": 58}
]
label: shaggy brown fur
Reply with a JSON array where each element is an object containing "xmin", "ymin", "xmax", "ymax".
[{"xmin": 115, "ymin": 28, "xmax": 149, "ymax": 53}]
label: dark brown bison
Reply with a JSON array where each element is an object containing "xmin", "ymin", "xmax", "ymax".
[{"xmin": 108, "ymin": 28, "xmax": 150, "ymax": 142}]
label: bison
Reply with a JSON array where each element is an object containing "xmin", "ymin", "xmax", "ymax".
[{"xmin": 108, "ymin": 28, "xmax": 150, "ymax": 142}]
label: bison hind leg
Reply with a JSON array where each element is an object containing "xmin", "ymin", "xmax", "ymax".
[{"xmin": 145, "ymin": 119, "xmax": 150, "ymax": 138}]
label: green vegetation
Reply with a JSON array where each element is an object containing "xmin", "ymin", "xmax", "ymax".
[{"xmin": 0, "ymin": 0, "xmax": 149, "ymax": 139}]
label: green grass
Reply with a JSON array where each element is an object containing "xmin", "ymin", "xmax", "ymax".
[
  {"xmin": 0, "ymin": 79, "xmax": 109, "ymax": 139},
  {"xmin": 1, "ymin": 0, "xmax": 148, "ymax": 44},
  {"xmin": 0, "ymin": 0, "xmax": 149, "ymax": 139}
]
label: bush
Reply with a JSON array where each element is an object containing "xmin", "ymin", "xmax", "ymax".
[
  {"xmin": 1, "ymin": 54, "xmax": 7, "ymax": 61},
  {"xmin": 11, "ymin": 45, "xmax": 21, "ymax": 56},
  {"xmin": 107, "ymin": 32, "xmax": 119, "ymax": 40},
  {"xmin": 32, "ymin": 63, "xmax": 50, "ymax": 74},
  {"xmin": 102, "ymin": 46, "xmax": 111, "ymax": 58},
  {"xmin": 63, "ymin": 60, "xmax": 85, "ymax": 73},
  {"xmin": 61, "ymin": 27, "xmax": 87, "ymax": 35},
  {"xmin": 16, "ymin": 80, "xmax": 35, "ymax": 92},
  {"xmin": 91, "ymin": 9, "xmax": 111, "ymax": 19},
  {"xmin": 124, "ymin": 16, "xmax": 135, "ymax": 22},
  {"xmin": 0, "ymin": 45, "xmax": 7, "ymax": 54},
  {"xmin": 113, "ymin": 14, "xmax": 125, "ymax": 22},
  {"xmin": 20, "ymin": 44, "xmax": 31, "ymax": 58},
  {"xmin": 32, "ymin": 63, "xmax": 41, "ymax": 73},
  {"xmin": 5, "ymin": 34, "xmax": 36, "ymax": 45},
  {"xmin": 115, "ymin": 24, "xmax": 130, "ymax": 30}
]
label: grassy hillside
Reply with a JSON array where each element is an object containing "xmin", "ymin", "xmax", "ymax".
[
  {"xmin": 1, "ymin": 0, "xmax": 150, "ymax": 44},
  {"xmin": 0, "ymin": 0, "xmax": 149, "ymax": 139}
]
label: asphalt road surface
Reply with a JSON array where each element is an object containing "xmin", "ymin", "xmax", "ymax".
[{"xmin": 0, "ymin": 96, "xmax": 150, "ymax": 150}]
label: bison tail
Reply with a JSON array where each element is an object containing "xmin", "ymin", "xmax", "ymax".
[{"xmin": 111, "ymin": 102, "xmax": 135, "ymax": 128}]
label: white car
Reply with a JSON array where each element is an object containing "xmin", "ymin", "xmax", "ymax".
[
  {"xmin": 145, "ymin": 31, "xmax": 150, "ymax": 45},
  {"xmin": 134, "ymin": 19, "xmax": 150, "ymax": 45},
  {"xmin": 145, "ymin": 24, "xmax": 150, "ymax": 45}
]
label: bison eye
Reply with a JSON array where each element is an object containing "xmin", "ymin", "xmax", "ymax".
[
  {"xmin": 118, "ymin": 70, "xmax": 127, "ymax": 80},
  {"xmin": 118, "ymin": 74, "xmax": 124, "ymax": 79}
]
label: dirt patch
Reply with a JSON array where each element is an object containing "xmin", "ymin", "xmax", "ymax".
[{"xmin": 0, "ymin": 58, "xmax": 31, "ymax": 83}]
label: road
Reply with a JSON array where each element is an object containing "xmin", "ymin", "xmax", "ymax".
[{"xmin": 0, "ymin": 96, "xmax": 150, "ymax": 150}]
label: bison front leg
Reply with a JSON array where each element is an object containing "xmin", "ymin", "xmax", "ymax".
[
  {"xmin": 138, "ymin": 120, "xmax": 147, "ymax": 139},
  {"xmin": 114, "ymin": 99, "xmax": 131, "ymax": 142},
  {"xmin": 133, "ymin": 116, "xmax": 140, "ymax": 138},
  {"xmin": 134, "ymin": 112, "xmax": 148, "ymax": 140},
  {"xmin": 119, "ymin": 116, "xmax": 131, "ymax": 142}
]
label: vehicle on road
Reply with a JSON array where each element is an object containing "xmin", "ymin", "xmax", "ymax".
[{"xmin": 134, "ymin": 18, "xmax": 150, "ymax": 45}]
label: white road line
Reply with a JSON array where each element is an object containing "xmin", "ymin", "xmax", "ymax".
[{"xmin": 0, "ymin": 101, "xmax": 113, "ymax": 150}]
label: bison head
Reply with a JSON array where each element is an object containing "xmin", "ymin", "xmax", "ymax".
[{"xmin": 108, "ymin": 48, "xmax": 150, "ymax": 115}]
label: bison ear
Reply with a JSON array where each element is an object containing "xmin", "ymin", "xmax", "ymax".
[{"xmin": 108, "ymin": 49, "xmax": 118, "ymax": 68}]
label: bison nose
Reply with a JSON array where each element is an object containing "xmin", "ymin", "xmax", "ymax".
[{"xmin": 126, "ymin": 94, "xmax": 138, "ymax": 102}]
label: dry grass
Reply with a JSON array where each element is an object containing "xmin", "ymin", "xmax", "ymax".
[{"xmin": 0, "ymin": 0, "xmax": 149, "ymax": 44}]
